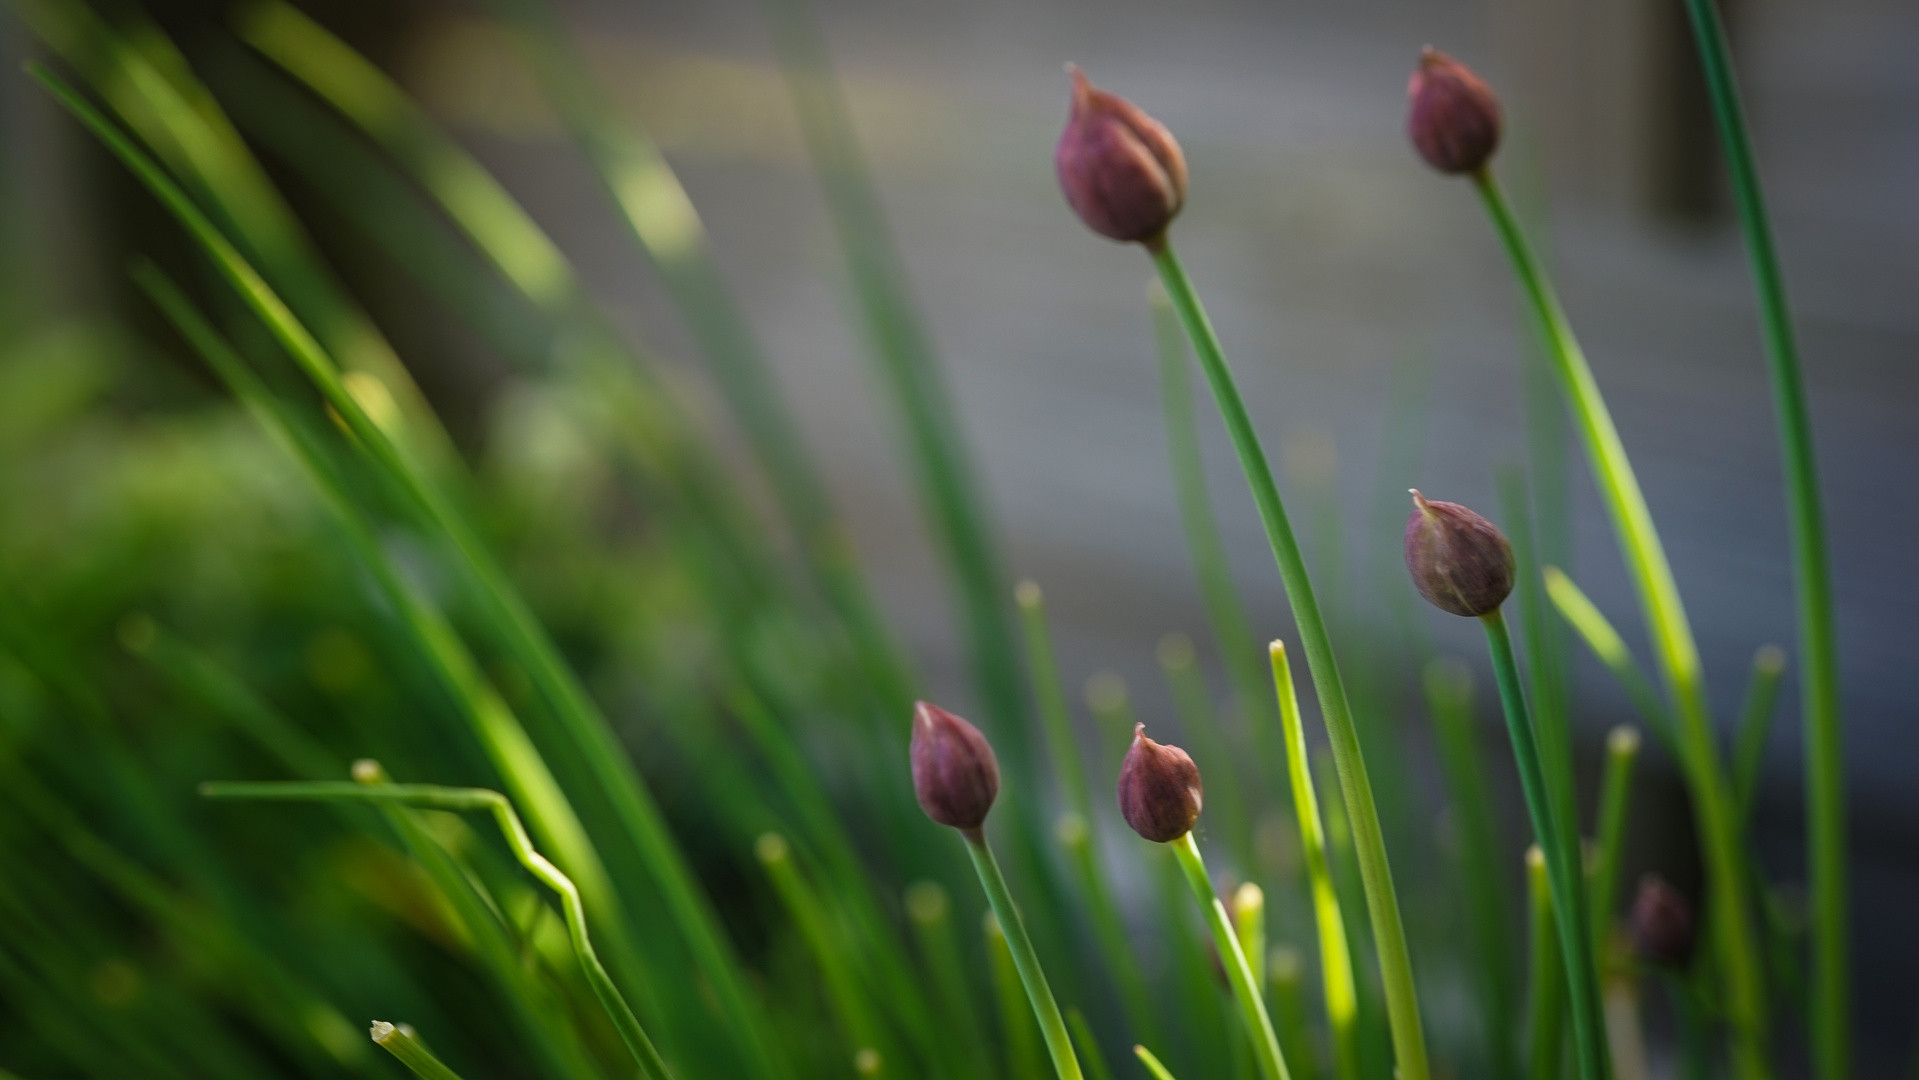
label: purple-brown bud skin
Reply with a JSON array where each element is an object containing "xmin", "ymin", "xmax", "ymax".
[
  {"xmin": 1631, "ymin": 875, "xmax": 1696, "ymax": 966},
  {"xmin": 1117, "ymin": 724, "xmax": 1203, "ymax": 843},
  {"xmin": 910, "ymin": 702, "xmax": 1000, "ymax": 831},
  {"xmin": 1056, "ymin": 65, "xmax": 1187, "ymax": 249},
  {"xmin": 1406, "ymin": 47, "xmax": 1502, "ymax": 175},
  {"xmin": 1404, "ymin": 490, "xmax": 1515, "ymax": 618}
]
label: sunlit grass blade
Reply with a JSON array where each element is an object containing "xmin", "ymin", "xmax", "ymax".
[
  {"xmin": 15, "ymin": 0, "xmax": 460, "ymax": 477},
  {"xmin": 371, "ymin": 1022, "xmax": 468, "ymax": 1080},
  {"xmin": 1541, "ymin": 566, "xmax": 1674, "ymax": 751},
  {"xmin": 1152, "ymin": 240, "xmax": 1427, "ymax": 1080},
  {"xmin": 1674, "ymin": 4, "xmax": 1846, "ymax": 1068},
  {"xmin": 1134, "ymin": 1044, "xmax": 1182, "ymax": 1080},
  {"xmin": 1474, "ymin": 171, "xmax": 1767, "ymax": 1076},
  {"xmin": 1271, "ymin": 643, "xmax": 1362, "ymax": 1080},
  {"xmin": 203, "ymin": 779, "xmax": 674, "ymax": 1080},
  {"xmin": 1420, "ymin": 659, "xmax": 1517, "ymax": 1080},
  {"xmin": 235, "ymin": 0, "xmax": 914, "ymax": 716},
  {"xmin": 49, "ymin": 66, "xmax": 779, "ymax": 1072}
]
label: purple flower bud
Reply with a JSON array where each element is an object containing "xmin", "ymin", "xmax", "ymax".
[
  {"xmin": 1631, "ymin": 875, "xmax": 1696, "ymax": 966},
  {"xmin": 1406, "ymin": 47, "xmax": 1502, "ymax": 176},
  {"xmin": 910, "ymin": 701, "xmax": 1000, "ymax": 831},
  {"xmin": 1117, "ymin": 724, "xmax": 1203, "ymax": 843},
  {"xmin": 1404, "ymin": 490, "xmax": 1515, "ymax": 618},
  {"xmin": 1055, "ymin": 65, "xmax": 1187, "ymax": 249}
]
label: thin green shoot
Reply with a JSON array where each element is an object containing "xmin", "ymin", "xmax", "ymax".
[
  {"xmin": 1542, "ymin": 566, "xmax": 1674, "ymax": 751},
  {"xmin": 903, "ymin": 883, "xmax": 996, "ymax": 1080},
  {"xmin": 755, "ymin": 833, "xmax": 893, "ymax": 1073},
  {"xmin": 1591, "ymin": 727, "xmax": 1643, "ymax": 958},
  {"xmin": 1170, "ymin": 832, "xmax": 1291, "ymax": 1080},
  {"xmin": 1674, "ymin": 3, "xmax": 1846, "ymax": 1067},
  {"xmin": 201, "ymin": 781, "xmax": 672, "ymax": 1080},
  {"xmin": 1135, "ymin": 1044, "xmax": 1182, "ymax": 1080},
  {"xmin": 1733, "ymin": 646, "xmax": 1788, "ymax": 824},
  {"xmin": 1270, "ymin": 642, "xmax": 1362, "ymax": 1080},
  {"xmin": 964, "ymin": 835, "xmax": 1083, "ymax": 1080},
  {"xmin": 1524, "ymin": 846, "xmax": 1566, "ymax": 1080},
  {"xmin": 1481, "ymin": 609, "xmax": 1609, "ymax": 1080},
  {"xmin": 984, "ymin": 912, "xmax": 1046, "ymax": 1080},
  {"xmin": 371, "ymin": 1023, "xmax": 466, "ymax": 1080},
  {"xmin": 1150, "ymin": 238, "xmax": 1428, "ymax": 1080},
  {"xmin": 1064, "ymin": 1008, "xmax": 1116, "ymax": 1080}
]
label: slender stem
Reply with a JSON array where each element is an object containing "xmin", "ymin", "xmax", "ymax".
[
  {"xmin": 1591, "ymin": 727, "xmax": 1643, "ymax": 958},
  {"xmin": 1733, "ymin": 646, "xmax": 1788, "ymax": 824},
  {"xmin": 755, "ymin": 834, "xmax": 890, "ymax": 1070},
  {"xmin": 903, "ymin": 881, "xmax": 997, "ymax": 1080},
  {"xmin": 1055, "ymin": 815, "xmax": 1160, "ymax": 1049},
  {"xmin": 370, "ymin": 1023, "xmax": 466, "ymax": 1080},
  {"xmin": 1267, "ymin": 949, "xmax": 1319, "ymax": 1080},
  {"xmin": 1135, "ymin": 1045, "xmax": 1182, "ymax": 1080},
  {"xmin": 1171, "ymin": 834, "xmax": 1291, "ymax": 1080},
  {"xmin": 1270, "ymin": 643, "xmax": 1363, "ymax": 1080},
  {"xmin": 1541, "ymin": 567, "xmax": 1675, "ymax": 752},
  {"xmin": 1065, "ymin": 1008, "xmax": 1117, "ymax": 1080},
  {"xmin": 202, "ymin": 783, "xmax": 672, "ymax": 1080},
  {"xmin": 1525, "ymin": 846, "xmax": 1567, "ymax": 1080},
  {"xmin": 1674, "ymin": 6, "xmax": 1846, "ymax": 1069},
  {"xmin": 1015, "ymin": 582, "xmax": 1093, "ymax": 819},
  {"xmin": 1150, "ymin": 240, "xmax": 1429, "ymax": 1080},
  {"xmin": 1480, "ymin": 610, "xmax": 1609, "ymax": 1080},
  {"xmin": 1474, "ymin": 172, "xmax": 1768, "ymax": 1079},
  {"xmin": 984, "ymin": 911, "xmax": 1045, "ymax": 1080},
  {"xmin": 963, "ymin": 832, "xmax": 1084, "ymax": 1080}
]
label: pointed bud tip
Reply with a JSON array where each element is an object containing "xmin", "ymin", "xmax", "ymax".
[
  {"xmin": 1055, "ymin": 65, "xmax": 1187, "ymax": 246},
  {"xmin": 1404, "ymin": 492, "xmax": 1514, "ymax": 617},
  {"xmin": 1117, "ymin": 725, "xmax": 1203, "ymax": 843},
  {"xmin": 1406, "ymin": 48, "xmax": 1502, "ymax": 175},
  {"xmin": 910, "ymin": 701, "xmax": 1000, "ymax": 831}
]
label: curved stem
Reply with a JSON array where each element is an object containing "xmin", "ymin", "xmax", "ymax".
[
  {"xmin": 1150, "ymin": 241, "xmax": 1429, "ymax": 1080},
  {"xmin": 1474, "ymin": 172, "xmax": 1768, "ymax": 1079},
  {"xmin": 1481, "ymin": 610, "xmax": 1610, "ymax": 1080},
  {"xmin": 963, "ymin": 832, "xmax": 1084, "ymax": 1080},
  {"xmin": 371, "ymin": 1022, "xmax": 467, "ymax": 1080},
  {"xmin": 1172, "ymin": 834, "xmax": 1290, "ymax": 1080},
  {"xmin": 1672, "ymin": 8, "xmax": 1846, "ymax": 1065}
]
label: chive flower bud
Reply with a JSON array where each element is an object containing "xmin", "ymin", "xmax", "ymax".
[
  {"xmin": 1406, "ymin": 47, "xmax": 1502, "ymax": 175},
  {"xmin": 1055, "ymin": 65, "xmax": 1187, "ymax": 249},
  {"xmin": 910, "ymin": 701, "xmax": 1000, "ymax": 831},
  {"xmin": 1117, "ymin": 723, "xmax": 1203, "ymax": 842},
  {"xmin": 1404, "ymin": 489, "xmax": 1515, "ymax": 617},
  {"xmin": 1630, "ymin": 875, "xmax": 1696, "ymax": 967}
]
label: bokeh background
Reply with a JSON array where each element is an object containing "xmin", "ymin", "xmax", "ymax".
[{"xmin": 3, "ymin": 0, "xmax": 1915, "ymax": 1073}]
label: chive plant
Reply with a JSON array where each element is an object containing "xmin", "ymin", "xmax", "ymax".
[{"xmin": 0, "ymin": 2, "xmax": 1861, "ymax": 1077}]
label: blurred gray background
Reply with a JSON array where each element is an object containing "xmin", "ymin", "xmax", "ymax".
[{"xmin": 12, "ymin": 0, "xmax": 1918, "ymax": 1065}]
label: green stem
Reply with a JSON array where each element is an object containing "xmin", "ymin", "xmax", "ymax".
[
  {"xmin": 1541, "ymin": 567, "xmax": 1675, "ymax": 753},
  {"xmin": 1271, "ymin": 643, "xmax": 1363, "ymax": 1080},
  {"xmin": 1474, "ymin": 172, "xmax": 1768, "ymax": 1078},
  {"xmin": 963, "ymin": 833, "xmax": 1084, "ymax": 1080},
  {"xmin": 1065, "ymin": 1008, "xmax": 1117, "ymax": 1080},
  {"xmin": 1135, "ymin": 1045, "xmax": 1182, "ymax": 1080},
  {"xmin": 1525, "ymin": 846, "xmax": 1567, "ymax": 1080},
  {"xmin": 1171, "ymin": 833, "xmax": 1290, "ymax": 1080},
  {"xmin": 1591, "ymin": 727, "xmax": 1643, "ymax": 958},
  {"xmin": 903, "ymin": 882, "xmax": 996, "ymax": 1080},
  {"xmin": 1733, "ymin": 646, "xmax": 1787, "ymax": 824},
  {"xmin": 1016, "ymin": 583, "xmax": 1093, "ymax": 819},
  {"xmin": 202, "ymin": 783, "xmax": 672, "ymax": 1080},
  {"xmin": 1150, "ymin": 239, "xmax": 1428, "ymax": 1080},
  {"xmin": 1674, "ymin": 6, "xmax": 1846, "ymax": 1068},
  {"xmin": 1480, "ymin": 610, "xmax": 1609, "ymax": 1080},
  {"xmin": 755, "ymin": 834, "xmax": 891, "ymax": 1072},
  {"xmin": 370, "ymin": 1023, "xmax": 466, "ymax": 1080}
]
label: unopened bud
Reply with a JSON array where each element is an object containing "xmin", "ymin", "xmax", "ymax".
[
  {"xmin": 910, "ymin": 701, "xmax": 1000, "ymax": 831},
  {"xmin": 1631, "ymin": 875, "xmax": 1696, "ymax": 966},
  {"xmin": 1117, "ymin": 724, "xmax": 1203, "ymax": 842},
  {"xmin": 1056, "ymin": 65, "xmax": 1187, "ymax": 249},
  {"xmin": 1405, "ymin": 490, "xmax": 1515, "ymax": 617},
  {"xmin": 1406, "ymin": 47, "xmax": 1502, "ymax": 175}
]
